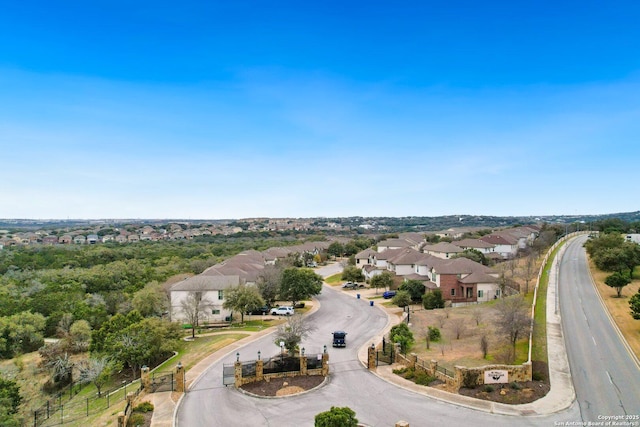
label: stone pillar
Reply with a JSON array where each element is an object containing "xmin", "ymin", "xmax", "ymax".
[
  {"xmin": 175, "ymin": 362, "xmax": 185, "ymax": 393},
  {"xmin": 256, "ymin": 359, "xmax": 264, "ymax": 381},
  {"xmin": 234, "ymin": 361, "xmax": 242, "ymax": 388},
  {"xmin": 117, "ymin": 412, "xmax": 125, "ymax": 427},
  {"xmin": 140, "ymin": 366, "xmax": 150, "ymax": 391},
  {"xmin": 409, "ymin": 353, "xmax": 417, "ymax": 369},
  {"xmin": 395, "ymin": 421, "xmax": 410, "ymax": 427},
  {"xmin": 367, "ymin": 345, "xmax": 376, "ymax": 371},
  {"xmin": 321, "ymin": 352, "xmax": 329, "ymax": 376},
  {"xmin": 300, "ymin": 355, "xmax": 307, "ymax": 375},
  {"xmin": 430, "ymin": 360, "xmax": 437, "ymax": 376},
  {"xmin": 454, "ymin": 366, "xmax": 463, "ymax": 391},
  {"xmin": 523, "ymin": 361, "xmax": 532, "ymax": 381},
  {"xmin": 126, "ymin": 392, "xmax": 135, "ymax": 406}
]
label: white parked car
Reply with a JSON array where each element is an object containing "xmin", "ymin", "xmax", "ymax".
[{"xmin": 270, "ymin": 306, "xmax": 294, "ymax": 316}]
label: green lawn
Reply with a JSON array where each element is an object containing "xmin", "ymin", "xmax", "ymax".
[{"xmin": 324, "ymin": 273, "xmax": 342, "ymax": 285}]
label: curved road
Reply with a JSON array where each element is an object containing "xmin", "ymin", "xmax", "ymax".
[
  {"xmin": 559, "ymin": 236, "xmax": 640, "ymax": 421},
  {"xmin": 176, "ymin": 243, "xmax": 640, "ymax": 426}
]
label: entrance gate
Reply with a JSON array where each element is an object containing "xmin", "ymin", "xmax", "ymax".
[{"xmin": 151, "ymin": 372, "xmax": 174, "ymax": 392}]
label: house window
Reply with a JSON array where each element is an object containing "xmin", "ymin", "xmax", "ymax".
[
  {"xmin": 496, "ymin": 289, "xmax": 501, "ymax": 297},
  {"xmin": 212, "ymin": 309, "xmax": 220, "ymax": 315},
  {"xmin": 450, "ymin": 289, "xmax": 456, "ymax": 296},
  {"xmin": 218, "ymin": 290, "xmax": 224, "ymax": 300},
  {"xmin": 478, "ymin": 290, "xmax": 484, "ymax": 298}
]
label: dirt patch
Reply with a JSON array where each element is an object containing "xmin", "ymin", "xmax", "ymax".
[
  {"xmin": 240, "ymin": 375, "xmax": 325, "ymax": 397},
  {"xmin": 459, "ymin": 379, "xmax": 550, "ymax": 404}
]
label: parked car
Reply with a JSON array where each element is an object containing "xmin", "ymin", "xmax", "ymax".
[
  {"xmin": 332, "ymin": 331, "xmax": 347, "ymax": 348},
  {"xmin": 382, "ymin": 290, "xmax": 397, "ymax": 299},
  {"xmin": 246, "ymin": 306, "xmax": 270, "ymax": 315},
  {"xmin": 270, "ymin": 306, "xmax": 294, "ymax": 316},
  {"xmin": 342, "ymin": 282, "xmax": 363, "ymax": 289}
]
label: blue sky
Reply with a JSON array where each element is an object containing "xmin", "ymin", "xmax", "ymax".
[{"xmin": 1, "ymin": 1, "xmax": 639, "ymax": 219}]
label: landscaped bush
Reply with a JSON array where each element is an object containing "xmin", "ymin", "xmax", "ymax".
[
  {"xmin": 414, "ymin": 371, "xmax": 436, "ymax": 386},
  {"xmin": 483, "ymin": 385, "xmax": 495, "ymax": 393},
  {"xmin": 134, "ymin": 401, "xmax": 154, "ymax": 413},
  {"xmin": 127, "ymin": 413, "xmax": 145, "ymax": 426},
  {"xmin": 532, "ymin": 371, "xmax": 545, "ymax": 381}
]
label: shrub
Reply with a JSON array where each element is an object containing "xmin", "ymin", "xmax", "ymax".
[
  {"xmin": 134, "ymin": 401, "xmax": 154, "ymax": 413},
  {"xmin": 462, "ymin": 371, "xmax": 480, "ymax": 388},
  {"xmin": 414, "ymin": 371, "xmax": 436, "ymax": 386},
  {"xmin": 423, "ymin": 289, "xmax": 445, "ymax": 309},
  {"xmin": 510, "ymin": 382, "xmax": 522, "ymax": 390},
  {"xmin": 532, "ymin": 371, "xmax": 545, "ymax": 381},
  {"xmin": 428, "ymin": 326, "xmax": 441, "ymax": 342},
  {"xmin": 483, "ymin": 385, "xmax": 495, "ymax": 393},
  {"xmin": 127, "ymin": 413, "xmax": 145, "ymax": 426},
  {"xmin": 392, "ymin": 367, "xmax": 408, "ymax": 375}
]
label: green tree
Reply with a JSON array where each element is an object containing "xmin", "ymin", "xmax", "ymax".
[
  {"xmin": 389, "ymin": 322, "xmax": 414, "ymax": 353},
  {"xmin": 109, "ymin": 318, "xmax": 181, "ymax": 378},
  {"xmin": 630, "ymin": 289, "xmax": 640, "ymax": 320},
  {"xmin": 327, "ymin": 242, "xmax": 344, "ymax": 258},
  {"xmin": 223, "ymin": 285, "xmax": 265, "ymax": 323},
  {"xmin": 90, "ymin": 310, "xmax": 143, "ymax": 353},
  {"xmin": 422, "ymin": 289, "xmax": 445, "ymax": 309},
  {"xmin": 131, "ymin": 282, "xmax": 169, "ymax": 318},
  {"xmin": 279, "ymin": 268, "xmax": 323, "ymax": 306},
  {"xmin": 453, "ymin": 248, "xmax": 488, "ymax": 266},
  {"xmin": 370, "ymin": 271, "xmax": 394, "ymax": 295},
  {"xmin": 341, "ymin": 266, "xmax": 364, "ymax": 283},
  {"xmin": 69, "ymin": 319, "xmax": 92, "ymax": 352},
  {"xmin": 605, "ymin": 272, "xmax": 631, "ymax": 298},
  {"xmin": 0, "ymin": 311, "xmax": 46, "ymax": 359},
  {"xmin": 0, "ymin": 376, "xmax": 21, "ymax": 415},
  {"xmin": 399, "ymin": 280, "xmax": 426, "ymax": 303},
  {"xmin": 392, "ymin": 290, "xmax": 412, "ymax": 308},
  {"xmin": 315, "ymin": 406, "xmax": 358, "ymax": 427}
]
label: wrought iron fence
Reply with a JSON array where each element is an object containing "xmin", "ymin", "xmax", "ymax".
[
  {"xmin": 32, "ymin": 380, "xmax": 141, "ymax": 427},
  {"xmin": 306, "ymin": 354, "xmax": 323, "ymax": 370},
  {"xmin": 262, "ymin": 356, "xmax": 300, "ymax": 375},
  {"xmin": 435, "ymin": 364, "xmax": 454, "ymax": 378},
  {"xmin": 241, "ymin": 360, "xmax": 256, "ymax": 377}
]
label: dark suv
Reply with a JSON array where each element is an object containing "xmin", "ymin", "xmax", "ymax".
[
  {"xmin": 246, "ymin": 306, "xmax": 270, "ymax": 315},
  {"xmin": 332, "ymin": 331, "xmax": 347, "ymax": 347}
]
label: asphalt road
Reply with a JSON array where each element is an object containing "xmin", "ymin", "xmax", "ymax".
[{"xmin": 559, "ymin": 236, "xmax": 640, "ymax": 421}]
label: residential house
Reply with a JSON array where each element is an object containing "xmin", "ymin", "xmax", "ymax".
[
  {"xmin": 427, "ymin": 257, "xmax": 500, "ymax": 305},
  {"xmin": 479, "ymin": 234, "xmax": 519, "ymax": 259},
  {"xmin": 354, "ymin": 248, "xmax": 377, "ymax": 268},
  {"xmin": 169, "ymin": 275, "xmax": 241, "ymax": 323},
  {"xmin": 423, "ymin": 242, "xmax": 464, "ymax": 259},
  {"xmin": 451, "ymin": 238, "xmax": 496, "ymax": 255},
  {"xmin": 73, "ymin": 235, "xmax": 86, "ymax": 245},
  {"xmin": 377, "ymin": 238, "xmax": 416, "ymax": 253},
  {"xmin": 59, "ymin": 235, "xmax": 73, "ymax": 244},
  {"xmin": 42, "ymin": 235, "xmax": 59, "ymax": 245},
  {"xmin": 87, "ymin": 234, "xmax": 100, "ymax": 244}
]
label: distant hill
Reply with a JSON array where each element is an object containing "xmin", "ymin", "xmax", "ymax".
[{"xmin": 1, "ymin": 211, "xmax": 638, "ymax": 233}]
